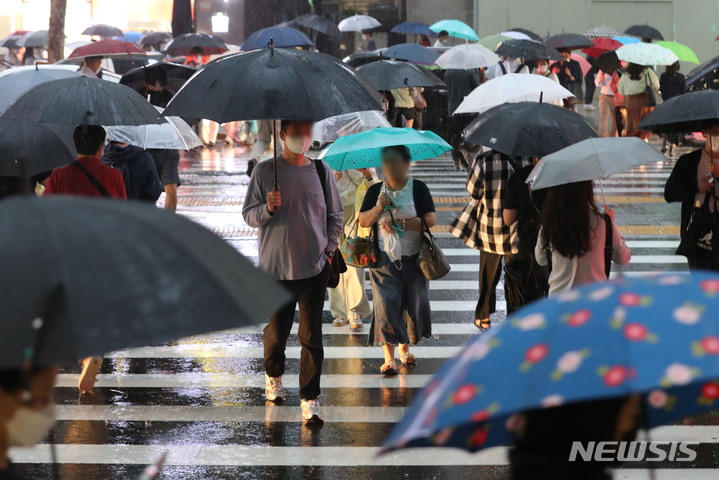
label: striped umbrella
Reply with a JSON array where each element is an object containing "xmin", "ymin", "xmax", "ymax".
[{"xmin": 585, "ymin": 26, "xmax": 620, "ymax": 38}]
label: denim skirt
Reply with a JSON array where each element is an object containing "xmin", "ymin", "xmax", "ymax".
[{"xmin": 368, "ymin": 252, "xmax": 432, "ymax": 346}]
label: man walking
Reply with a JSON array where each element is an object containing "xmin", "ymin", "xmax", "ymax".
[
  {"xmin": 446, "ymin": 68, "xmax": 480, "ymax": 170},
  {"xmin": 101, "ymin": 141, "xmax": 163, "ymax": 203},
  {"xmin": 44, "ymin": 125, "xmax": 126, "ymax": 394},
  {"xmin": 243, "ymin": 120, "xmax": 343, "ymax": 423}
]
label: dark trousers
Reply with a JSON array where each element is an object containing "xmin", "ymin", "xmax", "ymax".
[
  {"xmin": 476, "ymin": 251, "xmax": 514, "ymax": 320},
  {"xmin": 264, "ymin": 264, "xmax": 330, "ymax": 400},
  {"xmin": 687, "ymin": 255, "xmax": 719, "ymax": 272},
  {"xmin": 449, "ymin": 114, "xmax": 473, "ymax": 167},
  {"xmin": 584, "ymin": 72, "xmax": 596, "ymax": 104}
]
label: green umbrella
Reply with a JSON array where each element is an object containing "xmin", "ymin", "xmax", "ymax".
[
  {"xmin": 478, "ymin": 34, "xmax": 512, "ymax": 50},
  {"xmin": 655, "ymin": 40, "xmax": 699, "ymax": 64},
  {"xmin": 318, "ymin": 127, "xmax": 452, "ymax": 171}
]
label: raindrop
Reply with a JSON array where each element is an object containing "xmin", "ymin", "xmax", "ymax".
[{"xmin": 32, "ymin": 318, "xmax": 43, "ymax": 330}]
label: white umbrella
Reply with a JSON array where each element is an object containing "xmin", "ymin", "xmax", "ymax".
[
  {"xmin": 454, "ymin": 73, "xmax": 573, "ymax": 114},
  {"xmin": 105, "ymin": 107, "xmax": 202, "ymax": 150},
  {"xmin": 312, "ymin": 110, "xmax": 390, "ymax": 143},
  {"xmin": 435, "ymin": 44, "xmax": 500, "ymax": 70},
  {"xmin": 615, "ymin": 43, "xmax": 678, "ymax": 66},
  {"xmin": 338, "ymin": 14, "xmax": 381, "ymax": 32},
  {"xmin": 500, "ymin": 31, "xmax": 531, "ymax": 40},
  {"xmin": 527, "ymin": 137, "xmax": 667, "ymax": 204}
]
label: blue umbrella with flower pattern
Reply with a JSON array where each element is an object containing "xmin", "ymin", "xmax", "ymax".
[{"xmin": 382, "ymin": 273, "xmax": 719, "ymax": 453}]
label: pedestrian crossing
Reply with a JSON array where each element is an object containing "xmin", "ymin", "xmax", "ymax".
[{"xmin": 13, "ymin": 146, "xmax": 715, "ymax": 480}]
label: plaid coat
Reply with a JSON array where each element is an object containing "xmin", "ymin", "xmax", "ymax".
[{"xmin": 450, "ymin": 150, "xmax": 526, "ymax": 255}]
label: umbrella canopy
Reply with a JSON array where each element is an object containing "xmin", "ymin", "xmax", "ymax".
[
  {"xmin": 164, "ymin": 48, "xmax": 382, "ymax": 123},
  {"xmin": 242, "ymin": 26, "xmax": 313, "ymax": 51},
  {"xmin": 290, "ymin": 14, "xmax": 341, "ymax": 39},
  {"xmin": 383, "ymin": 43, "xmax": 439, "ymax": 65},
  {"xmin": 582, "ymin": 37, "xmax": 622, "ymax": 58},
  {"xmin": 655, "ymin": 41, "xmax": 699, "ymax": 64},
  {"xmin": 318, "ymin": 127, "xmax": 451, "ymax": 171},
  {"xmin": 120, "ymin": 61, "xmax": 197, "ymax": 95},
  {"xmin": 544, "ymin": 33, "xmax": 594, "ymax": 51},
  {"xmin": 120, "ymin": 31, "xmax": 144, "ymax": 43},
  {"xmin": 435, "ymin": 44, "xmax": 500, "ymax": 70},
  {"xmin": 454, "ymin": 73, "xmax": 574, "ymax": 115},
  {"xmin": 464, "ymin": 102, "xmax": 597, "ymax": 157},
  {"xmin": 163, "ymin": 33, "xmax": 228, "ymax": 57},
  {"xmin": 495, "ymin": 39, "xmax": 562, "ymax": 61},
  {"xmin": 16, "ymin": 30, "xmax": 48, "ymax": 48},
  {"xmin": 391, "ymin": 21, "xmax": 436, "ymax": 37},
  {"xmin": 0, "ymin": 196, "xmax": 289, "ymax": 368},
  {"xmin": 637, "ymin": 89, "xmax": 719, "ymax": 133},
  {"xmin": 0, "ymin": 30, "xmax": 28, "ymax": 48},
  {"xmin": 356, "ymin": 59, "xmax": 444, "ymax": 91},
  {"xmin": 499, "ymin": 31, "xmax": 531, "ymax": 40},
  {"xmin": 478, "ymin": 34, "xmax": 512, "ymax": 50},
  {"xmin": 616, "ymin": 42, "xmax": 678, "ymax": 66},
  {"xmin": 429, "ymin": 20, "xmax": 479, "ymax": 41},
  {"xmin": 338, "ymin": 14, "xmax": 381, "ymax": 32},
  {"xmin": 312, "ymin": 110, "xmax": 391, "ymax": 143},
  {"xmin": 625, "ymin": 24, "xmax": 664, "ymax": 41},
  {"xmin": 0, "ymin": 65, "xmax": 78, "ymax": 114},
  {"xmin": 528, "ymin": 137, "xmax": 667, "ymax": 191},
  {"xmin": 2, "ymin": 76, "xmax": 163, "ymax": 126},
  {"xmin": 613, "ymin": 35, "xmax": 641, "ymax": 45},
  {"xmin": 68, "ymin": 39, "xmax": 144, "ymax": 59},
  {"xmin": 139, "ymin": 31, "xmax": 172, "ymax": 49},
  {"xmin": 506, "ymin": 28, "xmax": 542, "ymax": 41},
  {"xmin": 382, "ymin": 272, "xmax": 719, "ymax": 453},
  {"xmin": 105, "ymin": 107, "xmax": 202, "ymax": 150},
  {"xmin": 596, "ymin": 50, "xmax": 622, "ymax": 74},
  {"xmin": 0, "ymin": 121, "xmax": 75, "ymax": 177},
  {"xmin": 83, "ymin": 24, "xmax": 124, "ymax": 37},
  {"xmin": 585, "ymin": 26, "xmax": 620, "ymax": 38}
]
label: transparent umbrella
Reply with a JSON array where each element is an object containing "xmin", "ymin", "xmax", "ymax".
[
  {"xmin": 105, "ymin": 107, "xmax": 203, "ymax": 150},
  {"xmin": 312, "ymin": 110, "xmax": 391, "ymax": 144}
]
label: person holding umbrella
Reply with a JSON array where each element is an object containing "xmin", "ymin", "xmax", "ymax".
[
  {"xmin": 77, "ymin": 55, "xmax": 104, "ymax": 78},
  {"xmin": 433, "ymin": 30, "xmax": 449, "ymax": 47},
  {"xmin": 391, "ymin": 87, "xmax": 416, "ymax": 127},
  {"xmin": 553, "ymin": 49, "xmax": 583, "ymax": 109},
  {"xmin": 358, "ymin": 145, "xmax": 436, "ymax": 375},
  {"xmin": 242, "ymin": 120, "xmax": 343, "ymax": 423},
  {"xmin": 535, "ymin": 181, "xmax": 631, "ymax": 296},
  {"xmin": 617, "ymin": 63, "xmax": 659, "ymax": 139},
  {"xmin": 659, "ymin": 62, "xmax": 686, "ymax": 156}
]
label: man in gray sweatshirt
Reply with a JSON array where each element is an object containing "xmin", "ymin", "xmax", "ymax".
[{"xmin": 243, "ymin": 119, "xmax": 343, "ymax": 423}]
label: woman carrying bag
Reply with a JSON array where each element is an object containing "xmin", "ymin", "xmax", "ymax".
[{"xmin": 358, "ymin": 145, "xmax": 436, "ymax": 376}]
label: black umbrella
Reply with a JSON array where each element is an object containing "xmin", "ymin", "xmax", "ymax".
[
  {"xmin": 0, "ymin": 35, "xmax": 21, "ymax": 49},
  {"xmin": 120, "ymin": 61, "xmax": 197, "ymax": 95},
  {"xmin": 0, "ymin": 196, "xmax": 289, "ymax": 368},
  {"xmin": 624, "ymin": 24, "xmax": 664, "ymax": 41},
  {"xmin": 637, "ymin": 90, "xmax": 719, "ymax": 133},
  {"xmin": 356, "ymin": 58, "xmax": 445, "ymax": 90},
  {"xmin": 290, "ymin": 14, "xmax": 341, "ymax": 39},
  {"xmin": 596, "ymin": 50, "xmax": 621, "ymax": 74},
  {"xmin": 495, "ymin": 39, "xmax": 562, "ymax": 61},
  {"xmin": 163, "ymin": 33, "xmax": 228, "ymax": 56},
  {"xmin": 508, "ymin": 28, "xmax": 542, "ymax": 41},
  {"xmin": 685, "ymin": 55, "xmax": 719, "ymax": 91},
  {"xmin": 0, "ymin": 121, "xmax": 75, "ymax": 177},
  {"xmin": 16, "ymin": 30, "xmax": 49, "ymax": 48},
  {"xmin": 164, "ymin": 46, "xmax": 381, "ymax": 189},
  {"xmin": 82, "ymin": 24, "xmax": 124, "ymax": 38},
  {"xmin": 139, "ymin": 31, "xmax": 172, "ymax": 48},
  {"xmin": 464, "ymin": 102, "xmax": 598, "ymax": 157},
  {"xmin": 0, "ymin": 65, "xmax": 78, "ymax": 114},
  {"xmin": 2, "ymin": 76, "xmax": 163, "ymax": 126},
  {"xmin": 544, "ymin": 33, "xmax": 594, "ymax": 51}
]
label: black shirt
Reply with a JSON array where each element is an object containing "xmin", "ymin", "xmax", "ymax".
[
  {"xmin": 445, "ymin": 69, "xmax": 480, "ymax": 115},
  {"xmin": 360, "ymin": 179, "xmax": 435, "ymax": 217},
  {"xmin": 503, "ymin": 165, "xmax": 545, "ymax": 258}
]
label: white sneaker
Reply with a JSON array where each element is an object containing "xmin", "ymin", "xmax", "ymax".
[
  {"xmin": 332, "ymin": 315, "xmax": 348, "ymax": 327},
  {"xmin": 301, "ymin": 399, "xmax": 324, "ymax": 423},
  {"xmin": 265, "ymin": 373, "xmax": 285, "ymax": 402},
  {"xmin": 583, "ymin": 104, "xmax": 596, "ymax": 111},
  {"xmin": 349, "ymin": 315, "xmax": 363, "ymax": 330}
]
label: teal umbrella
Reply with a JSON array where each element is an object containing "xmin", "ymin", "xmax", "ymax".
[
  {"xmin": 429, "ymin": 19, "xmax": 479, "ymax": 42},
  {"xmin": 318, "ymin": 127, "xmax": 452, "ymax": 171}
]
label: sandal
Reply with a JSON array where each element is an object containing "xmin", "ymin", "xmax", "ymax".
[
  {"xmin": 399, "ymin": 353, "xmax": 417, "ymax": 368},
  {"xmin": 380, "ymin": 362, "xmax": 399, "ymax": 376},
  {"xmin": 474, "ymin": 318, "xmax": 491, "ymax": 332}
]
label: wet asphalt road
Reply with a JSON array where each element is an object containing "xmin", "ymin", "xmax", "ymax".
[{"xmin": 10, "ymin": 125, "xmax": 719, "ymax": 479}]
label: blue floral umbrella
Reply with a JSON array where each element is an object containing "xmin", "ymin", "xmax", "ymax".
[
  {"xmin": 318, "ymin": 127, "xmax": 451, "ymax": 171},
  {"xmin": 382, "ymin": 273, "xmax": 719, "ymax": 453}
]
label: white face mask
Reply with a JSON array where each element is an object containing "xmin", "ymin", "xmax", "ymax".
[
  {"xmin": 710, "ymin": 135, "xmax": 719, "ymax": 153},
  {"xmin": 284, "ymin": 135, "xmax": 312, "ymax": 155},
  {"xmin": 6, "ymin": 404, "xmax": 56, "ymax": 447}
]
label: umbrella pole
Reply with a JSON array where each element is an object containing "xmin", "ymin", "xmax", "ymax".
[
  {"xmin": 273, "ymin": 118, "xmax": 278, "ymax": 191},
  {"xmin": 599, "ymin": 178, "xmax": 607, "ymax": 207}
]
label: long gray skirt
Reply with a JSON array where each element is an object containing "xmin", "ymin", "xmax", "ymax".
[{"xmin": 368, "ymin": 252, "xmax": 432, "ymax": 346}]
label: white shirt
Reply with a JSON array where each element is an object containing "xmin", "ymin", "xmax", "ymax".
[{"xmin": 433, "ymin": 39, "xmax": 446, "ymax": 48}]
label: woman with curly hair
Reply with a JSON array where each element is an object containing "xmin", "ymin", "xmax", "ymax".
[{"xmin": 534, "ymin": 181, "xmax": 631, "ymax": 296}]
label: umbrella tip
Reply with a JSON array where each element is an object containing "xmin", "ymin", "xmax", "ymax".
[{"xmin": 539, "ymin": 91, "xmax": 544, "ymax": 104}]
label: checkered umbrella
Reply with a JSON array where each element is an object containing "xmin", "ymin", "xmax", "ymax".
[{"xmin": 585, "ymin": 26, "xmax": 620, "ymax": 38}]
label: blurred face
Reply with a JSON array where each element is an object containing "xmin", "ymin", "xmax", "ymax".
[
  {"xmin": 86, "ymin": 58, "xmax": 102, "ymax": 73},
  {"xmin": 280, "ymin": 122, "xmax": 314, "ymax": 155},
  {"xmin": 381, "ymin": 149, "xmax": 410, "ymax": 182},
  {"xmin": 0, "ymin": 367, "xmax": 58, "ymax": 448},
  {"xmin": 440, "ymin": 34, "xmax": 448, "ymax": 43},
  {"xmin": 145, "ymin": 81, "xmax": 164, "ymax": 92},
  {"xmin": 537, "ymin": 60, "xmax": 548, "ymax": 73},
  {"xmin": 703, "ymin": 125, "xmax": 719, "ymax": 153},
  {"xmin": 561, "ymin": 50, "xmax": 571, "ymax": 61}
]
